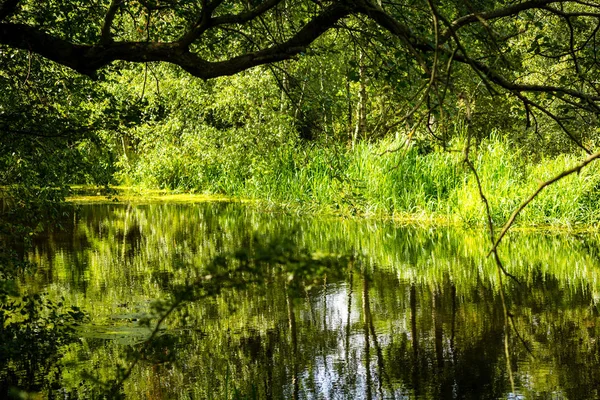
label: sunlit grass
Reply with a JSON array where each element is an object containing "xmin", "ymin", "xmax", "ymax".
[{"xmin": 114, "ymin": 136, "xmax": 600, "ymax": 227}]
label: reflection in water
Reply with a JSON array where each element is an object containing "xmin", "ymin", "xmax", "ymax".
[{"xmin": 12, "ymin": 202, "xmax": 600, "ymax": 398}]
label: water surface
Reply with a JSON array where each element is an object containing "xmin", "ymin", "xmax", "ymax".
[{"xmin": 16, "ymin": 202, "xmax": 600, "ymax": 398}]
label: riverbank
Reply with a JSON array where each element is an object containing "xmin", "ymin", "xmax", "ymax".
[{"xmin": 107, "ymin": 137, "xmax": 600, "ymax": 228}]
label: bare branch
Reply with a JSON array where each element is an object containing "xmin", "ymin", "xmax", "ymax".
[
  {"xmin": 447, "ymin": 34, "xmax": 600, "ymax": 105},
  {"xmin": 519, "ymin": 93, "xmax": 592, "ymax": 154},
  {"xmin": 0, "ymin": 2, "xmax": 352, "ymax": 79},
  {"xmin": 488, "ymin": 150, "xmax": 600, "ymax": 256},
  {"xmin": 463, "ymin": 140, "xmax": 520, "ymax": 285},
  {"xmin": 180, "ymin": 0, "xmax": 282, "ymax": 46},
  {"xmin": 178, "ymin": 0, "xmax": 225, "ymax": 46},
  {"xmin": 443, "ymin": 0, "xmax": 563, "ymax": 42},
  {"xmin": 350, "ymin": 0, "xmax": 432, "ymax": 72},
  {"xmin": 100, "ymin": 0, "xmax": 123, "ymax": 44}
]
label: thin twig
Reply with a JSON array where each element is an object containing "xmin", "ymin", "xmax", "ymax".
[
  {"xmin": 463, "ymin": 137, "xmax": 520, "ymax": 284},
  {"xmin": 488, "ymin": 150, "xmax": 600, "ymax": 256},
  {"xmin": 509, "ymin": 313, "xmax": 535, "ymax": 358}
]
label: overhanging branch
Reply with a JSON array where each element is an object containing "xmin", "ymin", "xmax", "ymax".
[
  {"xmin": 443, "ymin": 0, "xmax": 562, "ymax": 42},
  {"xmin": 488, "ymin": 150, "xmax": 600, "ymax": 256},
  {"xmin": 0, "ymin": 2, "xmax": 351, "ymax": 79}
]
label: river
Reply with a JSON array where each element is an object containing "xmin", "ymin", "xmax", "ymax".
[{"xmin": 8, "ymin": 201, "xmax": 600, "ymax": 399}]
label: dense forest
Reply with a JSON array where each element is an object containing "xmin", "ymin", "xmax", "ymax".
[{"xmin": 2, "ymin": 0, "xmax": 600, "ymax": 398}]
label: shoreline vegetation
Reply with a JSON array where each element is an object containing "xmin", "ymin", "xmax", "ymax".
[{"xmin": 69, "ymin": 137, "xmax": 600, "ymax": 231}]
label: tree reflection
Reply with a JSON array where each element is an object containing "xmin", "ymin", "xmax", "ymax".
[{"xmin": 8, "ymin": 202, "xmax": 600, "ymax": 398}]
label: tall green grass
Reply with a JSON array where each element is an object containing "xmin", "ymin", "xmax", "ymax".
[{"xmin": 122, "ymin": 135, "xmax": 600, "ymax": 226}]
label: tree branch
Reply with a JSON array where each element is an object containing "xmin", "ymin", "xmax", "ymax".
[
  {"xmin": 0, "ymin": 0, "xmax": 19, "ymax": 21},
  {"xmin": 0, "ymin": 2, "xmax": 351, "ymax": 79},
  {"xmin": 488, "ymin": 150, "xmax": 600, "ymax": 256},
  {"xmin": 463, "ymin": 139, "xmax": 520, "ymax": 284},
  {"xmin": 178, "ymin": 0, "xmax": 225, "ymax": 46},
  {"xmin": 443, "ymin": 0, "xmax": 563, "ymax": 42},
  {"xmin": 180, "ymin": 0, "xmax": 284, "ymax": 46},
  {"xmin": 212, "ymin": 0, "xmax": 282, "ymax": 27},
  {"xmin": 100, "ymin": 0, "xmax": 123, "ymax": 44},
  {"xmin": 350, "ymin": 0, "xmax": 432, "ymax": 73}
]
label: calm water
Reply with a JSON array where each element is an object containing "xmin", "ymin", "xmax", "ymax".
[{"xmin": 11, "ymin": 202, "xmax": 600, "ymax": 398}]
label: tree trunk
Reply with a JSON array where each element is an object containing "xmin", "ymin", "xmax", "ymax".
[{"xmin": 353, "ymin": 49, "xmax": 368, "ymax": 146}]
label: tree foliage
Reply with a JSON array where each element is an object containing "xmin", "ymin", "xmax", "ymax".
[{"xmin": 1, "ymin": 0, "xmax": 599, "ymax": 151}]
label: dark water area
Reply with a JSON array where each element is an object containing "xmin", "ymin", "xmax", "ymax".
[{"xmin": 6, "ymin": 202, "xmax": 600, "ymax": 399}]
